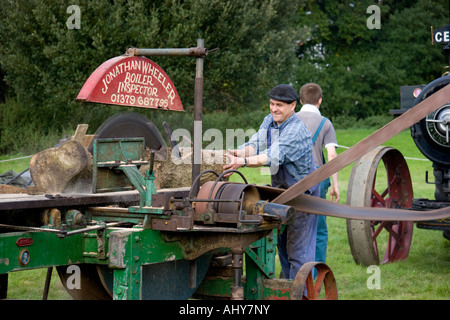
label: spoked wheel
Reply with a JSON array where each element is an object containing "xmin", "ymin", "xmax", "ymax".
[
  {"xmin": 290, "ymin": 262, "xmax": 338, "ymax": 300},
  {"xmin": 346, "ymin": 146, "xmax": 414, "ymax": 266}
]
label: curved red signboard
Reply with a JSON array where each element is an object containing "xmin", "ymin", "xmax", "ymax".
[{"xmin": 76, "ymin": 55, "xmax": 183, "ymax": 111}]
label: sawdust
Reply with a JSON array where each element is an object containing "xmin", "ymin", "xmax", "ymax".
[
  {"xmin": 0, "ymin": 185, "xmax": 45, "ymax": 195},
  {"xmin": 0, "ymin": 185, "xmax": 27, "ymax": 194}
]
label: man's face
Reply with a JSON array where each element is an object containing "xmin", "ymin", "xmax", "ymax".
[{"xmin": 270, "ymin": 99, "xmax": 296, "ymax": 125}]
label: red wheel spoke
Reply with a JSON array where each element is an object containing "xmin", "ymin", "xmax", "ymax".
[
  {"xmin": 371, "ymin": 187, "xmax": 388, "ymax": 207},
  {"xmin": 380, "ymin": 187, "xmax": 389, "ymax": 199},
  {"xmin": 372, "ymin": 221, "xmax": 386, "ymax": 240},
  {"xmin": 387, "ymin": 176, "xmax": 396, "ymax": 189},
  {"xmin": 314, "ymin": 270, "xmax": 327, "ymax": 298},
  {"xmin": 372, "ymin": 222, "xmax": 402, "ymax": 247},
  {"xmin": 385, "ymin": 223, "xmax": 401, "ymax": 242},
  {"xmin": 304, "ymin": 272, "xmax": 315, "ymax": 299}
]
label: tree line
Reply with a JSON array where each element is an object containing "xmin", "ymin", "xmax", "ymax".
[{"xmin": 0, "ymin": 0, "xmax": 448, "ymax": 154}]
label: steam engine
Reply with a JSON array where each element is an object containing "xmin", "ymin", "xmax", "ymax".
[{"xmin": 397, "ymin": 75, "xmax": 450, "ymax": 238}]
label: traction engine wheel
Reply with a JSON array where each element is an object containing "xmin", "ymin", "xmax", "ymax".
[
  {"xmin": 346, "ymin": 146, "xmax": 414, "ymax": 266},
  {"xmin": 290, "ymin": 262, "xmax": 338, "ymax": 300}
]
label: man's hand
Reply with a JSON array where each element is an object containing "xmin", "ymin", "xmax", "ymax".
[
  {"xmin": 222, "ymin": 146, "xmax": 267, "ymax": 178},
  {"xmin": 223, "ymin": 152, "xmax": 245, "ymax": 177},
  {"xmin": 227, "ymin": 149, "xmax": 244, "ymax": 157},
  {"xmin": 330, "ymin": 185, "xmax": 340, "ymax": 203}
]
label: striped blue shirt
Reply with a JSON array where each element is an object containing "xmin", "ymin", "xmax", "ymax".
[{"xmin": 241, "ymin": 113, "xmax": 313, "ymax": 182}]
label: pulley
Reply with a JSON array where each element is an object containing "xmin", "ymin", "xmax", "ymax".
[{"xmin": 194, "ymin": 170, "xmax": 295, "ymax": 226}]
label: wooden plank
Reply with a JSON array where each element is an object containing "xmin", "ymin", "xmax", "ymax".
[{"xmin": 0, "ymin": 190, "xmax": 140, "ymax": 211}]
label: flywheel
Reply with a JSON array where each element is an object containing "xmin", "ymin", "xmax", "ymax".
[{"xmin": 346, "ymin": 146, "xmax": 414, "ymax": 266}]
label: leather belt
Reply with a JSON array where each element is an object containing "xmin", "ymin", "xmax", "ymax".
[
  {"xmin": 286, "ymin": 194, "xmax": 450, "ymax": 222},
  {"xmin": 254, "ymin": 185, "xmax": 450, "ymax": 221}
]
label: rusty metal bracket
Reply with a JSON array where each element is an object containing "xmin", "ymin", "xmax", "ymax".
[{"xmin": 126, "ymin": 46, "xmax": 208, "ymax": 57}]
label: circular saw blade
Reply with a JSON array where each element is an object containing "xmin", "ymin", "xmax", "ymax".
[{"xmin": 87, "ymin": 112, "xmax": 166, "ymax": 154}]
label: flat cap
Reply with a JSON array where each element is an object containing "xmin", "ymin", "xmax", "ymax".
[{"xmin": 269, "ymin": 84, "xmax": 299, "ymax": 103}]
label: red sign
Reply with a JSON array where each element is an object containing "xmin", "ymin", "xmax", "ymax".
[
  {"xmin": 16, "ymin": 238, "xmax": 33, "ymax": 247},
  {"xmin": 76, "ymin": 56, "xmax": 184, "ymax": 111}
]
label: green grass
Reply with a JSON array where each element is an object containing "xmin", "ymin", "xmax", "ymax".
[
  {"xmin": 1, "ymin": 128, "xmax": 449, "ymax": 300},
  {"xmin": 6, "ymin": 268, "xmax": 71, "ymax": 300},
  {"xmin": 326, "ymin": 217, "xmax": 449, "ymax": 299},
  {"xmin": 0, "ymin": 154, "xmax": 31, "ymax": 176}
]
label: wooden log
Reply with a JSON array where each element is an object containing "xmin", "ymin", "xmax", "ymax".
[{"xmin": 29, "ymin": 140, "xmax": 90, "ymax": 193}]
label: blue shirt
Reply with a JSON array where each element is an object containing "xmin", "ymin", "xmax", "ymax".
[{"xmin": 240, "ymin": 112, "xmax": 313, "ymax": 182}]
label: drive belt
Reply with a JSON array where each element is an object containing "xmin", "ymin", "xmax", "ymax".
[
  {"xmin": 270, "ymin": 83, "xmax": 450, "ymax": 221},
  {"xmin": 285, "ymin": 194, "xmax": 450, "ymax": 222},
  {"xmin": 254, "ymin": 185, "xmax": 450, "ymax": 221}
]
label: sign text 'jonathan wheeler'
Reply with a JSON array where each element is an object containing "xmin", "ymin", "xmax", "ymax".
[{"xmin": 77, "ymin": 55, "xmax": 184, "ymax": 111}]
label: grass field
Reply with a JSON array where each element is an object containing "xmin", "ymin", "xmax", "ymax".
[{"xmin": 1, "ymin": 128, "xmax": 449, "ymax": 300}]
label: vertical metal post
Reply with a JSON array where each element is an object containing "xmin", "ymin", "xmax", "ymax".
[
  {"xmin": 192, "ymin": 39, "xmax": 205, "ymax": 195},
  {"xmin": 42, "ymin": 267, "xmax": 53, "ymax": 300},
  {"xmin": 231, "ymin": 248, "xmax": 244, "ymax": 300},
  {"xmin": 128, "ymin": 42, "xmax": 208, "ymax": 194}
]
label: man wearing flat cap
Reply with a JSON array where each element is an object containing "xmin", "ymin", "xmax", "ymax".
[{"xmin": 224, "ymin": 84, "xmax": 319, "ymax": 279}]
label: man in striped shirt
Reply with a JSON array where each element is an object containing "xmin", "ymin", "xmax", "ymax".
[{"xmin": 224, "ymin": 84, "xmax": 319, "ymax": 279}]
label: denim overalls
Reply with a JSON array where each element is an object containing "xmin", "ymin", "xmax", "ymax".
[{"xmin": 266, "ymin": 122, "xmax": 319, "ymax": 280}]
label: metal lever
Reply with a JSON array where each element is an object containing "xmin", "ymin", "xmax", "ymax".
[{"xmin": 149, "ymin": 150, "xmax": 155, "ymax": 176}]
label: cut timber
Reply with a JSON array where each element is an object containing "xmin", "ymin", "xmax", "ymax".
[
  {"xmin": 30, "ymin": 140, "xmax": 91, "ymax": 194},
  {"xmin": 72, "ymin": 124, "xmax": 94, "ymax": 148},
  {"xmin": 72, "ymin": 124, "xmax": 89, "ymax": 143}
]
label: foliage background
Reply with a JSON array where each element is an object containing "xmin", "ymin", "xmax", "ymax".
[
  {"xmin": 295, "ymin": 0, "xmax": 449, "ymax": 120},
  {"xmin": 0, "ymin": 0, "xmax": 449, "ymax": 155}
]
